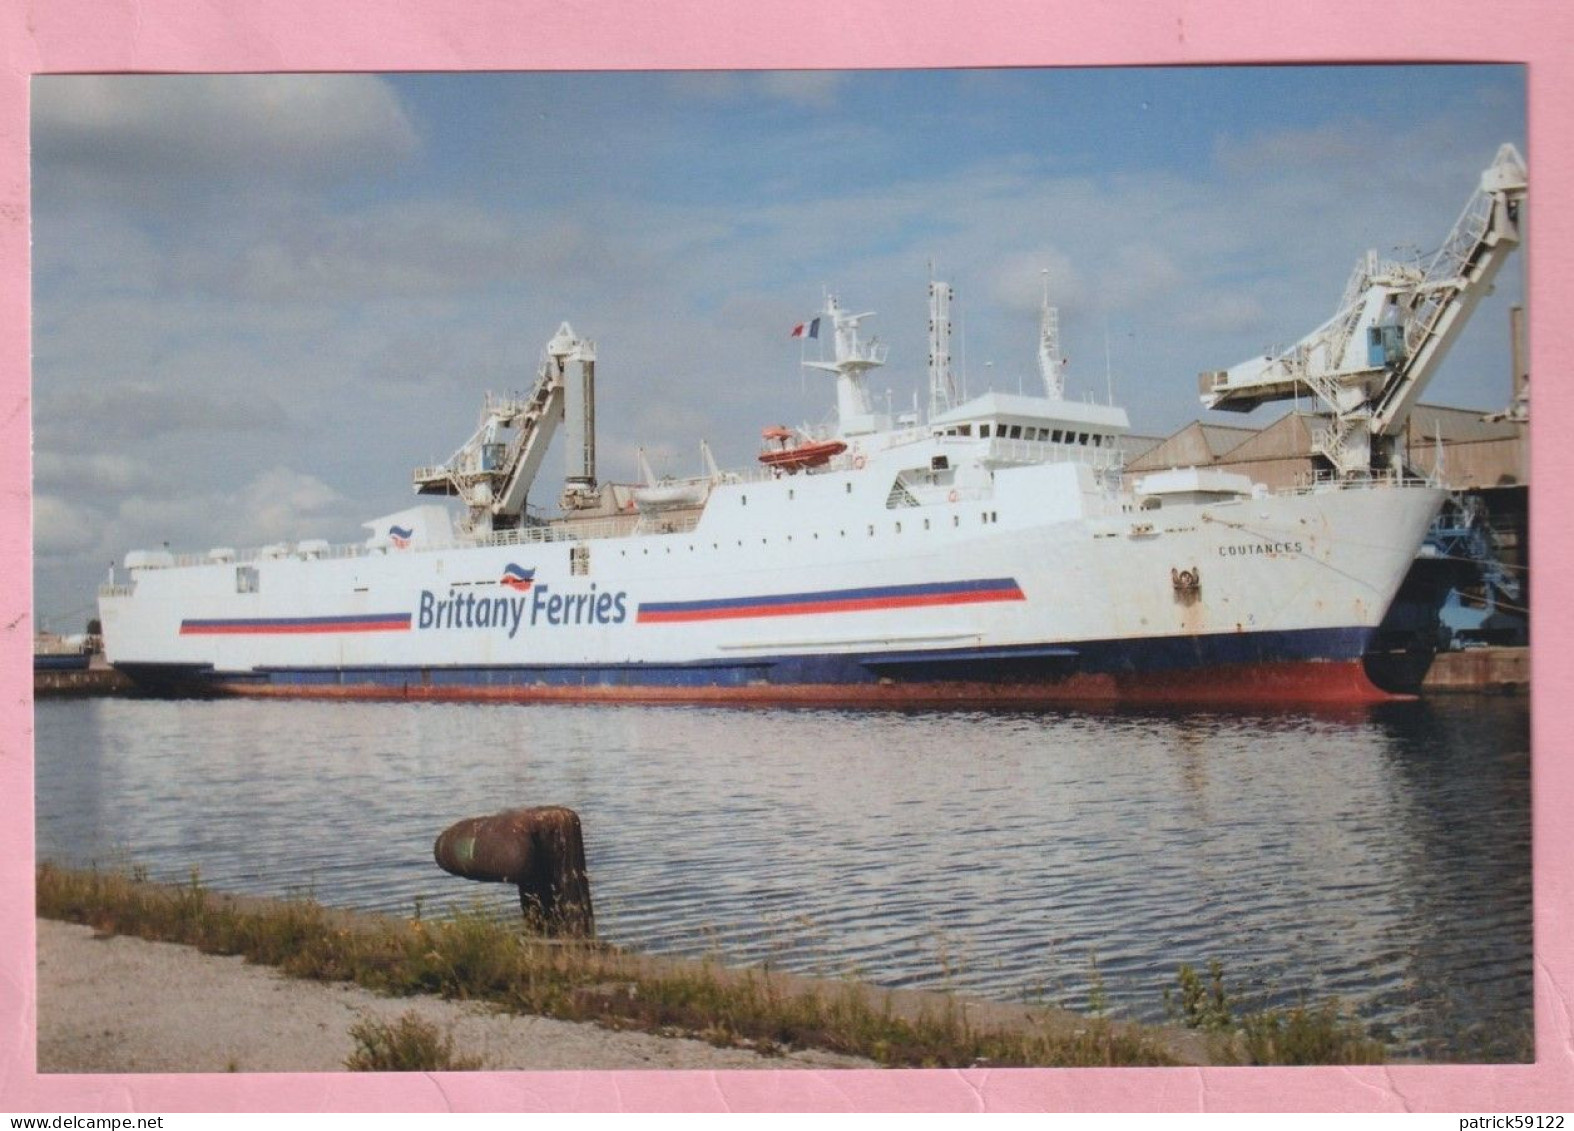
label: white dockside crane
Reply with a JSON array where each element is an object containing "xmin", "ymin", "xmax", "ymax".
[
  {"xmin": 412, "ymin": 322, "xmax": 599, "ymax": 535},
  {"xmin": 1198, "ymin": 144, "xmax": 1527, "ymax": 478}
]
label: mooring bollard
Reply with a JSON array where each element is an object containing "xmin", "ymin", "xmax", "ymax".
[{"xmin": 433, "ymin": 806, "xmax": 594, "ymax": 938}]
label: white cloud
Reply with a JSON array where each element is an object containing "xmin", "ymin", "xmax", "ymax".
[
  {"xmin": 985, "ymin": 250, "xmax": 1085, "ymax": 315},
  {"xmin": 667, "ymin": 73, "xmax": 743, "ymax": 102},
  {"xmin": 755, "ymin": 71, "xmax": 843, "ymax": 109},
  {"xmin": 33, "ymin": 451, "xmax": 150, "ymax": 496},
  {"xmin": 1095, "ymin": 245, "xmax": 1186, "ymax": 312},
  {"xmin": 1214, "ymin": 122, "xmax": 1374, "ymax": 175},
  {"xmin": 36, "ymin": 467, "xmax": 361, "ymax": 578},
  {"xmin": 34, "ymin": 74, "xmax": 417, "ymax": 174},
  {"xmin": 233, "ymin": 467, "xmax": 353, "ymax": 545},
  {"xmin": 32, "ymin": 494, "xmax": 104, "ymax": 557},
  {"xmin": 33, "ymin": 382, "xmax": 289, "ymax": 448},
  {"xmin": 219, "ymin": 203, "xmax": 581, "ymax": 304},
  {"xmin": 32, "ymin": 74, "xmax": 419, "ymax": 215},
  {"xmin": 1172, "ymin": 293, "xmax": 1269, "ymax": 336},
  {"xmin": 667, "ymin": 70, "xmax": 844, "ymax": 109}
]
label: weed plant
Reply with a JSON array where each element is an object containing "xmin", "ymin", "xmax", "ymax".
[
  {"xmin": 1164, "ymin": 960, "xmax": 1384, "ymax": 1065},
  {"xmin": 36, "ymin": 863, "xmax": 1383, "ymax": 1068},
  {"xmin": 345, "ymin": 1010, "xmax": 485, "ymax": 1072}
]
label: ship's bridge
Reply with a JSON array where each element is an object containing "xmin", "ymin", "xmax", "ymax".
[{"xmin": 930, "ymin": 390, "xmax": 1129, "ymax": 449}]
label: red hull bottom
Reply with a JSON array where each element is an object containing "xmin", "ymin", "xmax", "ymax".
[{"xmin": 209, "ymin": 659, "xmax": 1404, "ymax": 709}]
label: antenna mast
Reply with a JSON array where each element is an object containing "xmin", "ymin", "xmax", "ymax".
[
  {"xmin": 1036, "ymin": 269, "xmax": 1065, "ymax": 400},
  {"xmin": 928, "ymin": 278, "xmax": 955, "ymax": 418}
]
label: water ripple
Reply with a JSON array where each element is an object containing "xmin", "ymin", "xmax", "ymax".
[{"xmin": 34, "ymin": 695, "xmax": 1531, "ymax": 1060}]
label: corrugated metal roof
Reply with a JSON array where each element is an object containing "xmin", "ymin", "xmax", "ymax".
[
  {"xmin": 1214, "ymin": 413, "xmax": 1317, "ymax": 461},
  {"xmin": 1125, "ymin": 421, "xmax": 1255, "ymax": 471},
  {"xmin": 1116, "ymin": 433, "xmax": 1164, "ymax": 461},
  {"xmin": 1407, "ymin": 404, "xmax": 1524, "ymax": 444},
  {"xmin": 1119, "ymin": 403, "xmax": 1523, "ymax": 484}
]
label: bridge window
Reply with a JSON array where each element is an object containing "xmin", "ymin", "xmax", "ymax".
[{"xmin": 236, "ymin": 566, "xmax": 259, "ymax": 594}]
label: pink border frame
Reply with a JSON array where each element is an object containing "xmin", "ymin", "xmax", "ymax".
[{"xmin": 3, "ymin": 0, "xmax": 1569, "ymax": 1113}]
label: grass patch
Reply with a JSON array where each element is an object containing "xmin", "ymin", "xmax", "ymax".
[
  {"xmin": 1165, "ymin": 961, "xmax": 1385, "ymax": 1065},
  {"xmin": 35, "ymin": 863, "xmax": 1381, "ymax": 1067},
  {"xmin": 345, "ymin": 1010, "xmax": 485, "ymax": 1072}
]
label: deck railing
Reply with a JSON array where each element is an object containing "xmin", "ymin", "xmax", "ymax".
[{"xmin": 117, "ymin": 509, "xmax": 706, "ymax": 575}]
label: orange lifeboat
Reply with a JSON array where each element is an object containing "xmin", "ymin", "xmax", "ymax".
[{"xmin": 757, "ymin": 425, "xmax": 847, "ymax": 472}]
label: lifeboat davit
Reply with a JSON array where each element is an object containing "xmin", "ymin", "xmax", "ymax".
[{"xmin": 757, "ymin": 425, "xmax": 847, "ymax": 472}]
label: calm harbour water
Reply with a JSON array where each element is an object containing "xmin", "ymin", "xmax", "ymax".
[{"xmin": 34, "ymin": 694, "xmax": 1532, "ymax": 1061}]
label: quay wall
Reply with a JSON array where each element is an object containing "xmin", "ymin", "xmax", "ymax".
[{"xmin": 1420, "ymin": 646, "xmax": 1529, "ymax": 694}]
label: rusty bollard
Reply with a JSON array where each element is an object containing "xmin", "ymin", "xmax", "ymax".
[{"xmin": 433, "ymin": 806, "xmax": 594, "ymax": 938}]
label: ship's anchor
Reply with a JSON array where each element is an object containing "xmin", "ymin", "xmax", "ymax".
[{"xmin": 1171, "ymin": 566, "xmax": 1201, "ymax": 594}]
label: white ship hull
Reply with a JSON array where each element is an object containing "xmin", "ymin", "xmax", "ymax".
[{"xmin": 100, "ymin": 446, "xmax": 1445, "ymax": 706}]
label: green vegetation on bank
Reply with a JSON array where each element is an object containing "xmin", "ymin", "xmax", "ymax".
[
  {"xmin": 346, "ymin": 1011, "xmax": 486, "ymax": 1072},
  {"xmin": 35, "ymin": 864, "xmax": 1382, "ymax": 1068},
  {"xmin": 1165, "ymin": 960, "xmax": 1385, "ymax": 1066}
]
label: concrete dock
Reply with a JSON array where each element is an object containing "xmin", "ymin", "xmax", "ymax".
[
  {"xmin": 1420, "ymin": 646, "xmax": 1529, "ymax": 694},
  {"xmin": 33, "ymin": 663, "xmax": 136, "ymax": 697}
]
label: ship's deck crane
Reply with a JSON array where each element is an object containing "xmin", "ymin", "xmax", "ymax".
[
  {"xmin": 412, "ymin": 322, "xmax": 598, "ymax": 535},
  {"xmin": 1198, "ymin": 144, "xmax": 1527, "ymax": 478}
]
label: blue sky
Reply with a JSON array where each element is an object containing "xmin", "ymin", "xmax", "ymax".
[{"xmin": 30, "ymin": 66, "xmax": 1526, "ymax": 628}]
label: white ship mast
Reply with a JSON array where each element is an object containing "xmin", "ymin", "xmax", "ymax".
[
  {"xmin": 1037, "ymin": 270, "xmax": 1066, "ymax": 401},
  {"xmin": 802, "ymin": 295, "xmax": 891, "ymax": 436},
  {"xmin": 927, "ymin": 278, "xmax": 955, "ymax": 419}
]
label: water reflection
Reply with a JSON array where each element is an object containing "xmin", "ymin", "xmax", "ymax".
[{"xmin": 34, "ymin": 695, "xmax": 1530, "ymax": 1060}]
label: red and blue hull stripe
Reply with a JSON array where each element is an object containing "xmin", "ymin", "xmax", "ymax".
[
  {"xmin": 636, "ymin": 577, "xmax": 1026, "ymax": 623},
  {"xmin": 180, "ymin": 613, "xmax": 412, "ymax": 636}
]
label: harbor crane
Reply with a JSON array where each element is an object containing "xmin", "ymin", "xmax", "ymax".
[
  {"xmin": 1198, "ymin": 144, "xmax": 1527, "ymax": 478},
  {"xmin": 412, "ymin": 322, "xmax": 599, "ymax": 535}
]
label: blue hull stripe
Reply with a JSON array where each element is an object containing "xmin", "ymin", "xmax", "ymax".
[{"xmin": 178, "ymin": 626, "xmax": 1379, "ymax": 689}]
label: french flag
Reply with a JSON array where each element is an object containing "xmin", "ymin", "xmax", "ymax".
[{"xmin": 790, "ymin": 317, "xmax": 821, "ymax": 340}]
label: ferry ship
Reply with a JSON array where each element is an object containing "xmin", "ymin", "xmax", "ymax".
[{"xmin": 97, "ymin": 148, "xmax": 1527, "ymax": 706}]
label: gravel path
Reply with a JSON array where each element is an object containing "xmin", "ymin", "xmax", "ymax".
[{"xmin": 35, "ymin": 919, "xmax": 872, "ymax": 1073}]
